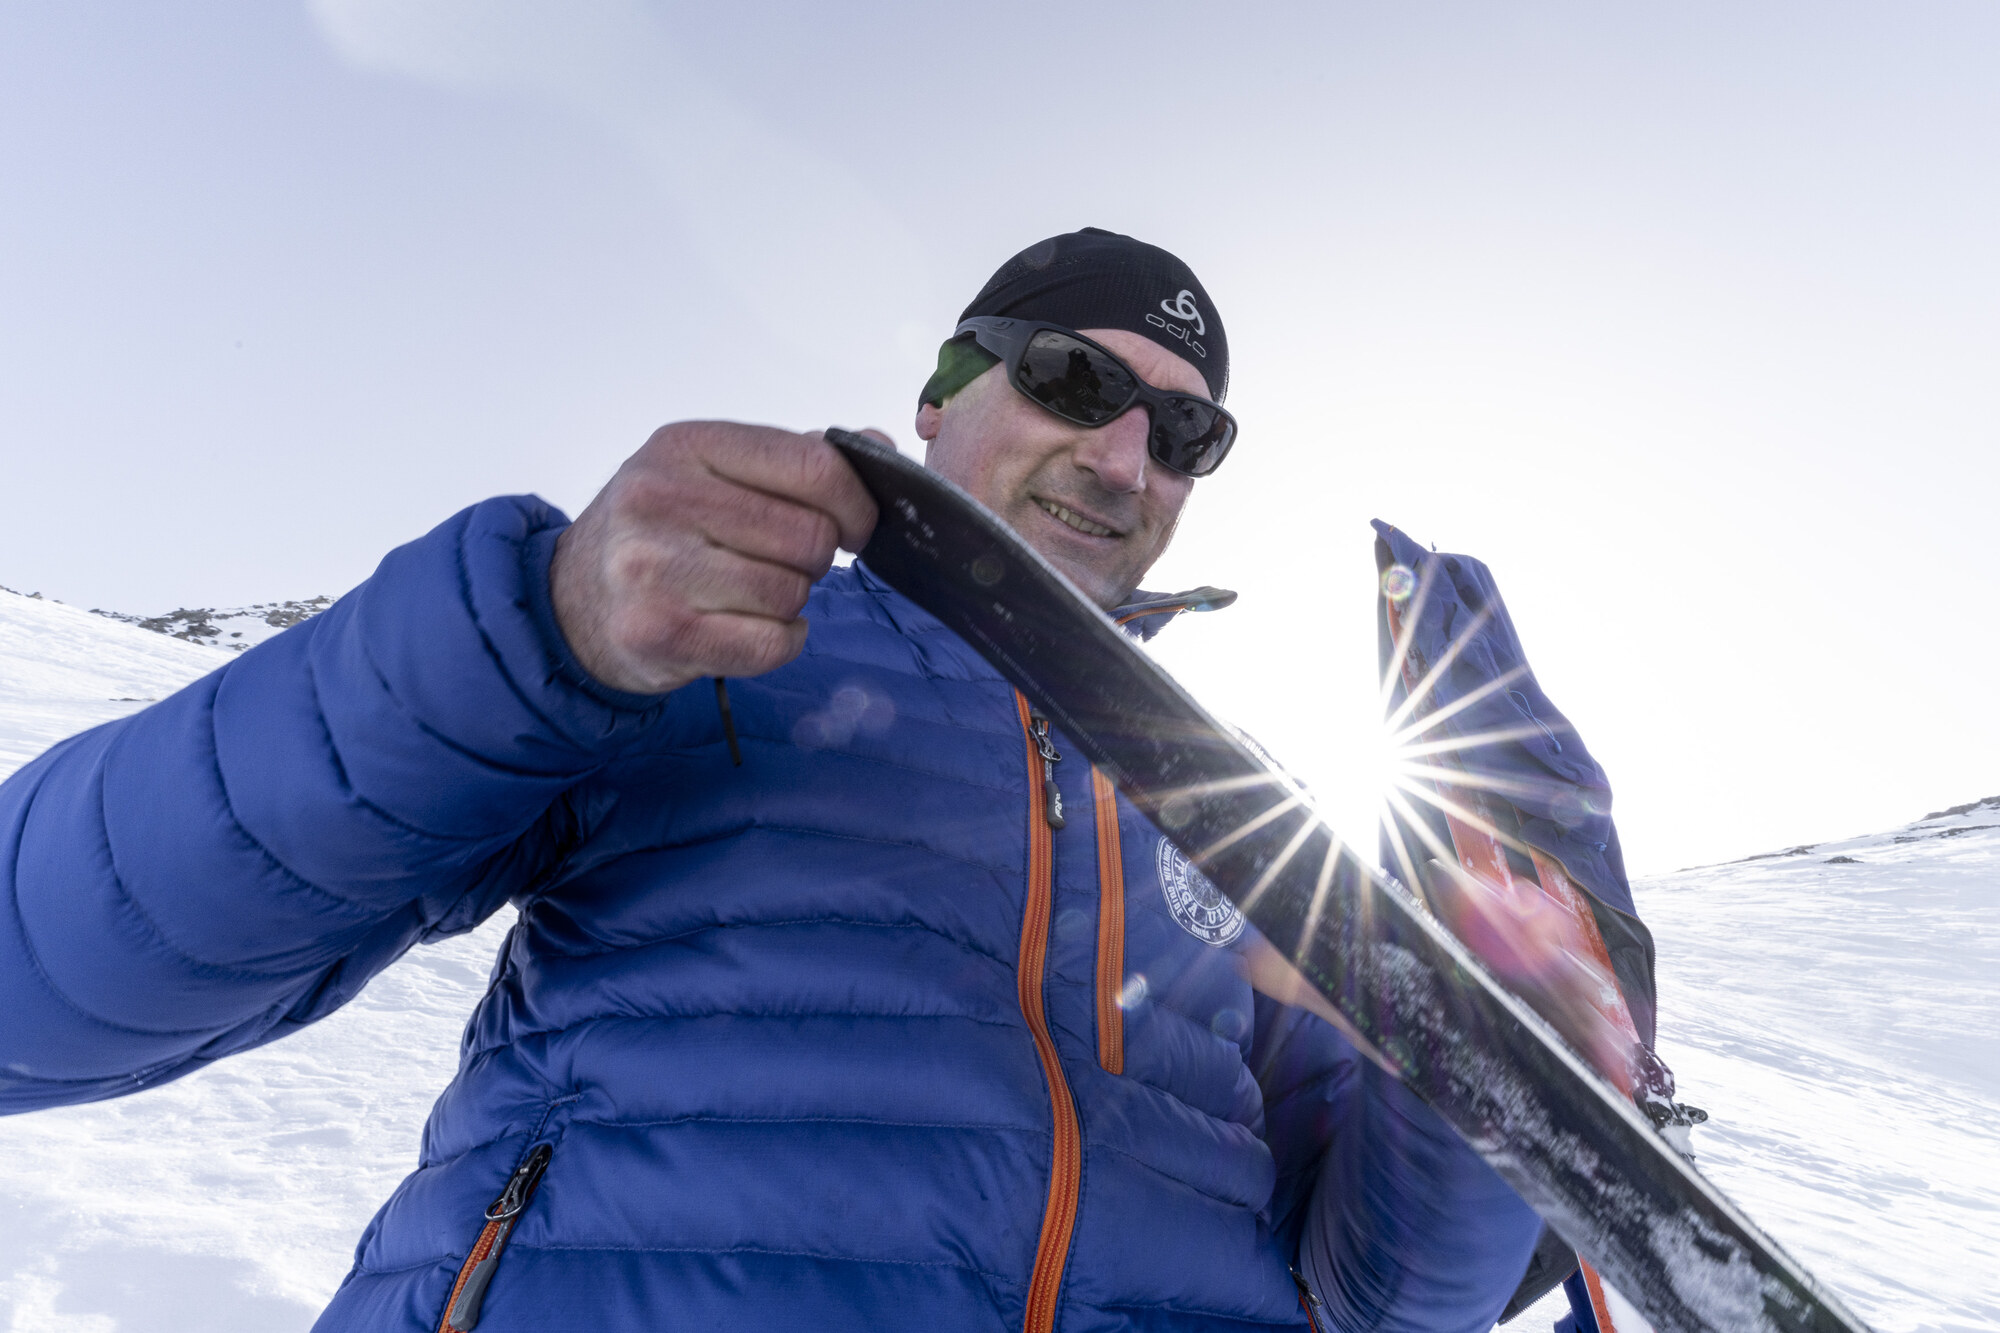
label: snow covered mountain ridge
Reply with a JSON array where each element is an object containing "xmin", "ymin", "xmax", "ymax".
[
  {"xmin": 1692, "ymin": 795, "xmax": 2000, "ymax": 867},
  {"xmin": 0, "ymin": 582, "xmax": 331, "ymax": 653},
  {"xmin": 0, "ymin": 585, "xmax": 1993, "ymax": 1332},
  {"xmin": 87, "ymin": 597, "xmax": 332, "ymax": 652}
]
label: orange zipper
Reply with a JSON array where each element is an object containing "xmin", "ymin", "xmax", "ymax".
[
  {"xmin": 1091, "ymin": 766, "xmax": 1125, "ymax": 1075},
  {"xmin": 1014, "ymin": 691, "xmax": 1083, "ymax": 1333},
  {"xmin": 437, "ymin": 1142, "xmax": 552, "ymax": 1333}
]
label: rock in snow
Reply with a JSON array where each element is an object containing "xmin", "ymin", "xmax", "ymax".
[
  {"xmin": 86, "ymin": 597, "xmax": 335, "ymax": 653},
  {"xmin": 0, "ymin": 585, "xmax": 1993, "ymax": 1332}
]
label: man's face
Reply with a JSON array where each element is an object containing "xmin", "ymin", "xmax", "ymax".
[{"xmin": 915, "ymin": 328, "xmax": 1205, "ymax": 610}]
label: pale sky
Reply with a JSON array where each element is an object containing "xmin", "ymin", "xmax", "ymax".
[{"xmin": 3, "ymin": 1, "xmax": 1996, "ymax": 872}]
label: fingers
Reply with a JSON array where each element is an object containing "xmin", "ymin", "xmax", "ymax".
[
  {"xmin": 701, "ymin": 490, "xmax": 843, "ymax": 578},
  {"xmin": 604, "ymin": 531, "xmax": 815, "ymax": 624},
  {"xmin": 692, "ymin": 425, "xmax": 878, "ymax": 553},
  {"xmin": 564, "ymin": 530, "xmax": 815, "ymax": 693},
  {"xmin": 613, "ymin": 464, "xmax": 844, "ymax": 580},
  {"xmin": 551, "ymin": 421, "xmax": 885, "ymax": 695}
]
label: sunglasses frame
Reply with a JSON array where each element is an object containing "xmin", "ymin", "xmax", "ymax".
[{"xmin": 945, "ymin": 316, "xmax": 1238, "ymax": 479}]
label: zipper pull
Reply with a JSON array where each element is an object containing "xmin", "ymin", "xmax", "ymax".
[
  {"xmin": 1291, "ymin": 1268, "xmax": 1329, "ymax": 1333},
  {"xmin": 1029, "ymin": 707, "xmax": 1065, "ymax": 830},
  {"xmin": 485, "ymin": 1142, "xmax": 553, "ymax": 1221},
  {"xmin": 443, "ymin": 1143, "xmax": 553, "ymax": 1332}
]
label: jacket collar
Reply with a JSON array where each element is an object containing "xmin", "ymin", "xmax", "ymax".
[{"xmin": 1112, "ymin": 586, "xmax": 1237, "ymax": 642}]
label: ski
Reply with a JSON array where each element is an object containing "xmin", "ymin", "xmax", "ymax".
[{"xmin": 826, "ymin": 428, "xmax": 1871, "ymax": 1333}]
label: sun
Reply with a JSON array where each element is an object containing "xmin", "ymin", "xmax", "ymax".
[{"xmin": 1370, "ymin": 561, "xmax": 1556, "ymax": 893}]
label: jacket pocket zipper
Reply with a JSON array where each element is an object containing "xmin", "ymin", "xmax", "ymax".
[
  {"xmin": 437, "ymin": 1142, "xmax": 553, "ymax": 1333},
  {"xmin": 1014, "ymin": 692, "xmax": 1082, "ymax": 1333}
]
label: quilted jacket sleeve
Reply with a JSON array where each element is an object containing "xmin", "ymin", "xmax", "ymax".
[
  {"xmin": 1254, "ymin": 998, "xmax": 1542, "ymax": 1333},
  {"xmin": 0, "ymin": 496, "xmax": 667, "ymax": 1113}
]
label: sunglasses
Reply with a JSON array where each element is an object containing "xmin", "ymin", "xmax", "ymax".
[{"xmin": 926, "ymin": 316, "xmax": 1238, "ymax": 479}]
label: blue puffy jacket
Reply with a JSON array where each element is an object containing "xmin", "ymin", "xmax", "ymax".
[{"xmin": 0, "ymin": 497, "xmax": 1539, "ymax": 1331}]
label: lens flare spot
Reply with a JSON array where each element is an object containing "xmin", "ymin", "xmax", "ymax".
[
  {"xmin": 1117, "ymin": 973, "xmax": 1149, "ymax": 1010},
  {"xmin": 1381, "ymin": 563, "xmax": 1417, "ymax": 603},
  {"xmin": 1209, "ymin": 1007, "xmax": 1248, "ymax": 1042},
  {"xmin": 790, "ymin": 682, "xmax": 896, "ymax": 749}
]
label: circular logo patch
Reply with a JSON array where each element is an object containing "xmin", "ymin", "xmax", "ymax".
[{"xmin": 1155, "ymin": 837, "xmax": 1244, "ymax": 947}]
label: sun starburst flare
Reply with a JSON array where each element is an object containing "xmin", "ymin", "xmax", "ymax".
[
  {"xmin": 1123, "ymin": 557, "xmax": 1629, "ymax": 1084},
  {"xmin": 1365, "ymin": 560, "xmax": 1634, "ymax": 1081}
]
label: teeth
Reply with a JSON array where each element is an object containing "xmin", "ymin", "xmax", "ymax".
[{"xmin": 1036, "ymin": 499, "xmax": 1116, "ymax": 537}]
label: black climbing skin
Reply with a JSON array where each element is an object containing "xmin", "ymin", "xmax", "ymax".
[{"xmin": 824, "ymin": 428, "xmax": 1873, "ymax": 1333}]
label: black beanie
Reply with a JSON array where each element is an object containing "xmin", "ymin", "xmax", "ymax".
[{"xmin": 946, "ymin": 227, "xmax": 1229, "ymax": 402}]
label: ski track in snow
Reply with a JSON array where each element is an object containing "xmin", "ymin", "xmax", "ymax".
[{"xmin": 1, "ymin": 586, "xmax": 1994, "ymax": 1332}]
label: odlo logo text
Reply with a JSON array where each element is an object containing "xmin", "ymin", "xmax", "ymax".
[{"xmin": 1146, "ymin": 289, "xmax": 1208, "ymax": 359}]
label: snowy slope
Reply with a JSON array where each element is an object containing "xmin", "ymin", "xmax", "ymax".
[
  {"xmin": 1643, "ymin": 808, "xmax": 2000, "ymax": 1332},
  {"xmin": 0, "ymin": 588, "xmax": 514, "ymax": 1330},
  {"xmin": 0, "ymin": 584, "xmax": 1994, "ymax": 1332},
  {"xmin": 0, "ymin": 591, "xmax": 229, "ymax": 777},
  {"xmin": 1509, "ymin": 804, "xmax": 2000, "ymax": 1333}
]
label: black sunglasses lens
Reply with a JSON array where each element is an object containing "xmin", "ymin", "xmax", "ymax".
[
  {"xmin": 1150, "ymin": 398, "xmax": 1234, "ymax": 477},
  {"xmin": 1015, "ymin": 330, "xmax": 1137, "ymax": 424}
]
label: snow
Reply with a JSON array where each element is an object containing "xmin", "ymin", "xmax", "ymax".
[
  {"xmin": 85, "ymin": 598, "xmax": 333, "ymax": 655},
  {"xmin": 1, "ymin": 585, "xmax": 1994, "ymax": 1332},
  {"xmin": 1642, "ymin": 810, "xmax": 2000, "ymax": 1333},
  {"xmin": 0, "ymin": 589, "xmax": 513, "ymax": 1330},
  {"xmin": 1507, "ymin": 801, "xmax": 2000, "ymax": 1333},
  {"xmin": 0, "ymin": 591, "xmax": 228, "ymax": 779}
]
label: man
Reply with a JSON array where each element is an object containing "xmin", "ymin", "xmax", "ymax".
[{"xmin": 0, "ymin": 228, "xmax": 1540, "ymax": 1330}]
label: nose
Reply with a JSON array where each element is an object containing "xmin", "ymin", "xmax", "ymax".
[{"xmin": 1071, "ymin": 404, "xmax": 1152, "ymax": 494}]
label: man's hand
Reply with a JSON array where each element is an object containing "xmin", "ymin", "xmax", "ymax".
[{"xmin": 550, "ymin": 421, "xmax": 879, "ymax": 695}]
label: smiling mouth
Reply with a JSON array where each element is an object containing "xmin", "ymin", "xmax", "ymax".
[{"xmin": 1035, "ymin": 498, "xmax": 1120, "ymax": 538}]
